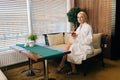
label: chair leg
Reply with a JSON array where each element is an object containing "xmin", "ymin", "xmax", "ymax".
[
  {"xmin": 100, "ymin": 53, "xmax": 105, "ymax": 67},
  {"xmin": 82, "ymin": 61, "xmax": 88, "ymax": 76},
  {"xmin": 101, "ymin": 57, "xmax": 105, "ymax": 67}
]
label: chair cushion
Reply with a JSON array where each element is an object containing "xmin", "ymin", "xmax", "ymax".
[
  {"xmin": 86, "ymin": 48, "xmax": 102, "ymax": 58},
  {"xmin": 47, "ymin": 33, "xmax": 64, "ymax": 46},
  {"xmin": 52, "ymin": 44, "xmax": 67, "ymax": 50},
  {"xmin": 93, "ymin": 33, "xmax": 102, "ymax": 49},
  {"xmin": 64, "ymin": 33, "xmax": 74, "ymax": 44},
  {"xmin": 53, "ymin": 44, "xmax": 102, "ymax": 59}
]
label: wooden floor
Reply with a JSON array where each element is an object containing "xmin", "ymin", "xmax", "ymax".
[{"xmin": 3, "ymin": 58, "xmax": 120, "ymax": 80}]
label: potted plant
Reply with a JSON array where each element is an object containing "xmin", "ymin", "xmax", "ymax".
[
  {"xmin": 67, "ymin": 7, "xmax": 81, "ymax": 30},
  {"xmin": 27, "ymin": 34, "xmax": 38, "ymax": 47}
]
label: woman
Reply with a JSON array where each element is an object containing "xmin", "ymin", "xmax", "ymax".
[{"xmin": 56, "ymin": 11, "xmax": 94, "ymax": 75}]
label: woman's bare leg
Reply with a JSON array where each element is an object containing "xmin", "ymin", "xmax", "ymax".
[
  {"xmin": 56, "ymin": 55, "xmax": 67, "ymax": 72},
  {"xmin": 57, "ymin": 43, "xmax": 72, "ymax": 71},
  {"xmin": 59, "ymin": 55, "xmax": 67, "ymax": 67},
  {"xmin": 59, "ymin": 43, "xmax": 72, "ymax": 67},
  {"xmin": 66, "ymin": 63, "xmax": 77, "ymax": 75},
  {"xmin": 70, "ymin": 63, "xmax": 76, "ymax": 72}
]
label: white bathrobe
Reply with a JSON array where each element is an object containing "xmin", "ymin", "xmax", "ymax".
[{"xmin": 67, "ymin": 22, "xmax": 94, "ymax": 64}]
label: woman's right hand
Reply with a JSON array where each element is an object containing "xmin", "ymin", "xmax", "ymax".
[{"xmin": 71, "ymin": 31, "xmax": 77, "ymax": 37}]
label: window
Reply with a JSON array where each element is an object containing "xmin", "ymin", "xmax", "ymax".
[
  {"xmin": 0, "ymin": 0, "xmax": 73, "ymax": 51},
  {"xmin": 31, "ymin": 0, "xmax": 67, "ymax": 34},
  {"xmin": 0, "ymin": 0, "xmax": 29, "ymax": 51},
  {"xmin": 30, "ymin": 0, "xmax": 68, "ymax": 43}
]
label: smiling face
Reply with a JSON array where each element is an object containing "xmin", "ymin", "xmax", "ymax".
[{"xmin": 77, "ymin": 11, "xmax": 87, "ymax": 24}]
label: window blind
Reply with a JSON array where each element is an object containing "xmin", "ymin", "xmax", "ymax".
[
  {"xmin": 0, "ymin": 0, "xmax": 29, "ymax": 51},
  {"xmin": 0, "ymin": 0, "xmax": 69, "ymax": 51},
  {"xmin": 30, "ymin": 0, "xmax": 67, "ymax": 43},
  {"xmin": 31, "ymin": 0, "xmax": 67, "ymax": 34}
]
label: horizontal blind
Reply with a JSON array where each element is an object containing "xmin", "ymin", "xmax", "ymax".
[
  {"xmin": 31, "ymin": 0, "xmax": 67, "ymax": 34},
  {"xmin": 0, "ymin": 0, "xmax": 29, "ymax": 51}
]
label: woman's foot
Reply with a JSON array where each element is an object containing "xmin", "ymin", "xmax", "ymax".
[
  {"xmin": 56, "ymin": 65, "xmax": 64, "ymax": 73},
  {"xmin": 66, "ymin": 71, "xmax": 79, "ymax": 76}
]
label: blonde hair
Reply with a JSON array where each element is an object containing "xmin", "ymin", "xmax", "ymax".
[{"xmin": 77, "ymin": 11, "xmax": 88, "ymax": 22}]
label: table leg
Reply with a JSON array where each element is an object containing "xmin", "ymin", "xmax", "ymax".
[
  {"xmin": 21, "ymin": 58, "xmax": 41, "ymax": 77},
  {"xmin": 39, "ymin": 59, "xmax": 56, "ymax": 80},
  {"xmin": 44, "ymin": 59, "xmax": 48, "ymax": 80}
]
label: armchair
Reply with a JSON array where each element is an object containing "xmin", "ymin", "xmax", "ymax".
[{"xmin": 43, "ymin": 32, "xmax": 107, "ymax": 76}]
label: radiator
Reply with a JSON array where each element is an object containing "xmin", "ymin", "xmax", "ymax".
[{"xmin": 0, "ymin": 50, "xmax": 28, "ymax": 67}]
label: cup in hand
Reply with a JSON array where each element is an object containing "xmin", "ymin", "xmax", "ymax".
[{"xmin": 71, "ymin": 31, "xmax": 76, "ymax": 37}]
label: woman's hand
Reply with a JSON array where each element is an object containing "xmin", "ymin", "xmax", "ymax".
[{"xmin": 71, "ymin": 31, "xmax": 77, "ymax": 38}]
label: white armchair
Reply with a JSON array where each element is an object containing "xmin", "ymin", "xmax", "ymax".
[{"xmin": 43, "ymin": 32, "xmax": 107, "ymax": 76}]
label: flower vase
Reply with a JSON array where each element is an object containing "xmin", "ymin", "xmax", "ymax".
[{"xmin": 29, "ymin": 40, "xmax": 35, "ymax": 47}]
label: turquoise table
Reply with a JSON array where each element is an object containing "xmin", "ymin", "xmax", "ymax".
[{"xmin": 13, "ymin": 44, "xmax": 70, "ymax": 80}]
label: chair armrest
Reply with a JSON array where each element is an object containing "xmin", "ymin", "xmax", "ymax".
[
  {"xmin": 42, "ymin": 32, "xmax": 65, "ymax": 46},
  {"xmin": 100, "ymin": 34, "xmax": 108, "ymax": 57},
  {"xmin": 42, "ymin": 34, "xmax": 49, "ymax": 46},
  {"xmin": 101, "ymin": 34, "xmax": 108, "ymax": 49}
]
